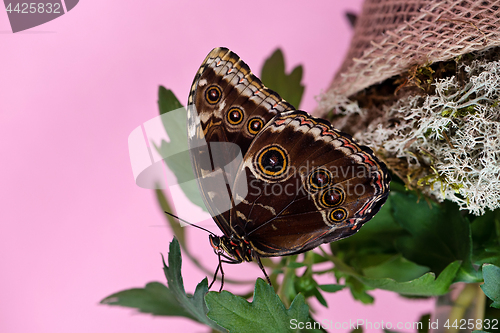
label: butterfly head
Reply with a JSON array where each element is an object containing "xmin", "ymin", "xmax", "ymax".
[
  {"xmin": 208, "ymin": 234, "xmax": 270, "ymax": 290},
  {"xmin": 209, "ymin": 234, "xmax": 252, "ymax": 263}
]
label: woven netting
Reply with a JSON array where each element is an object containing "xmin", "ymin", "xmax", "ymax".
[
  {"xmin": 317, "ymin": 0, "xmax": 500, "ymax": 215},
  {"xmin": 329, "ymin": 0, "xmax": 500, "ymax": 97}
]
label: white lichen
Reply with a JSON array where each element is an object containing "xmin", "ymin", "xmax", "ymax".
[{"xmin": 320, "ymin": 59, "xmax": 500, "ymax": 215}]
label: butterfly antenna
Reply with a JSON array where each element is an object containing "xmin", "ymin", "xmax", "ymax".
[{"xmin": 163, "ymin": 211, "xmax": 217, "ymax": 236}]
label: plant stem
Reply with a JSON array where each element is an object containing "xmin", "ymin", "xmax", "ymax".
[
  {"xmin": 447, "ymin": 283, "xmax": 483, "ymax": 333},
  {"xmin": 277, "ymin": 256, "xmax": 296, "ymax": 307}
]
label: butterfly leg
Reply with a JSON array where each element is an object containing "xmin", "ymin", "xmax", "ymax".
[
  {"xmin": 208, "ymin": 254, "xmax": 222, "ymax": 290},
  {"xmin": 210, "ymin": 252, "xmax": 242, "ymax": 292},
  {"xmin": 218, "ymin": 260, "xmax": 226, "ymax": 292},
  {"xmin": 253, "ymin": 252, "xmax": 272, "ymax": 286}
]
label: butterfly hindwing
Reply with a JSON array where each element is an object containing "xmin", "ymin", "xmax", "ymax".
[{"xmin": 231, "ymin": 111, "xmax": 390, "ymax": 256}]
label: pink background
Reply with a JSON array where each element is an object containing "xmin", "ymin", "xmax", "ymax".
[{"xmin": 0, "ymin": 1, "xmax": 434, "ymax": 332}]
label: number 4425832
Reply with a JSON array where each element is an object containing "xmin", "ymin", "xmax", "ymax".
[
  {"xmin": 444, "ymin": 319, "xmax": 498, "ymax": 330},
  {"xmin": 5, "ymin": 3, "xmax": 61, "ymax": 14}
]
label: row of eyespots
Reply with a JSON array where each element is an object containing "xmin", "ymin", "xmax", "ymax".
[
  {"xmin": 226, "ymin": 107, "xmax": 264, "ymax": 133},
  {"xmin": 206, "ymin": 85, "xmax": 265, "ymax": 136},
  {"xmin": 252, "ymin": 148, "xmax": 350, "ymax": 224},
  {"xmin": 309, "ymin": 170, "xmax": 346, "ymax": 208},
  {"xmin": 308, "ymin": 168, "xmax": 348, "ymax": 223}
]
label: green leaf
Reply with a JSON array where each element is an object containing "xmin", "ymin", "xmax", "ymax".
[
  {"xmin": 480, "ymin": 263, "xmax": 500, "ymax": 309},
  {"xmin": 158, "ymin": 86, "xmax": 183, "ymax": 114},
  {"xmin": 205, "ymin": 278, "xmax": 310, "ymax": 333},
  {"xmin": 155, "ymin": 86, "xmax": 207, "ymax": 211},
  {"xmin": 293, "ymin": 275, "xmax": 326, "ymax": 308},
  {"xmin": 473, "ymin": 244, "xmax": 500, "ymax": 268},
  {"xmin": 100, "ymin": 238, "xmax": 225, "ymax": 332},
  {"xmin": 357, "ymin": 261, "xmax": 460, "ymax": 296},
  {"xmin": 313, "ymin": 288, "xmax": 328, "ymax": 308},
  {"xmin": 471, "ymin": 210, "xmax": 500, "ymax": 245},
  {"xmin": 163, "ymin": 238, "xmax": 227, "ymax": 332},
  {"xmin": 260, "ymin": 49, "xmax": 304, "ymax": 108},
  {"xmin": 288, "ymin": 262, "xmax": 307, "ymax": 268},
  {"xmin": 317, "ymin": 284, "xmax": 345, "ymax": 293},
  {"xmin": 392, "ymin": 193, "xmax": 480, "ymax": 282},
  {"xmin": 331, "ymin": 196, "xmax": 408, "ymax": 266},
  {"xmin": 312, "ymin": 253, "xmax": 328, "ymax": 264},
  {"xmin": 100, "ymin": 282, "xmax": 196, "ymax": 319},
  {"xmin": 471, "ymin": 210, "xmax": 500, "ymax": 267},
  {"xmin": 323, "ymin": 194, "xmax": 463, "ymax": 299},
  {"xmin": 345, "ymin": 276, "xmax": 374, "ymax": 304},
  {"xmin": 361, "ymin": 255, "xmax": 429, "ymax": 282}
]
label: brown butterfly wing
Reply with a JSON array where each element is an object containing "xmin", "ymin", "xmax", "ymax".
[
  {"xmin": 187, "ymin": 47, "xmax": 294, "ymax": 236},
  {"xmin": 231, "ymin": 111, "xmax": 391, "ymax": 257},
  {"xmin": 188, "ymin": 47, "xmax": 294, "ymax": 156}
]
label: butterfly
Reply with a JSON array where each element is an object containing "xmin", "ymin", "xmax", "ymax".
[{"xmin": 186, "ymin": 47, "xmax": 390, "ymax": 289}]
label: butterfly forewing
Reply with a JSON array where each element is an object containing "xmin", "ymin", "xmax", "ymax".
[{"xmin": 187, "ymin": 47, "xmax": 295, "ymax": 238}]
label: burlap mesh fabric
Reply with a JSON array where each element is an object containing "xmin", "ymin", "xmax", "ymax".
[
  {"xmin": 330, "ymin": 0, "xmax": 500, "ymax": 97},
  {"xmin": 318, "ymin": 0, "xmax": 500, "ymax": 215}
]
